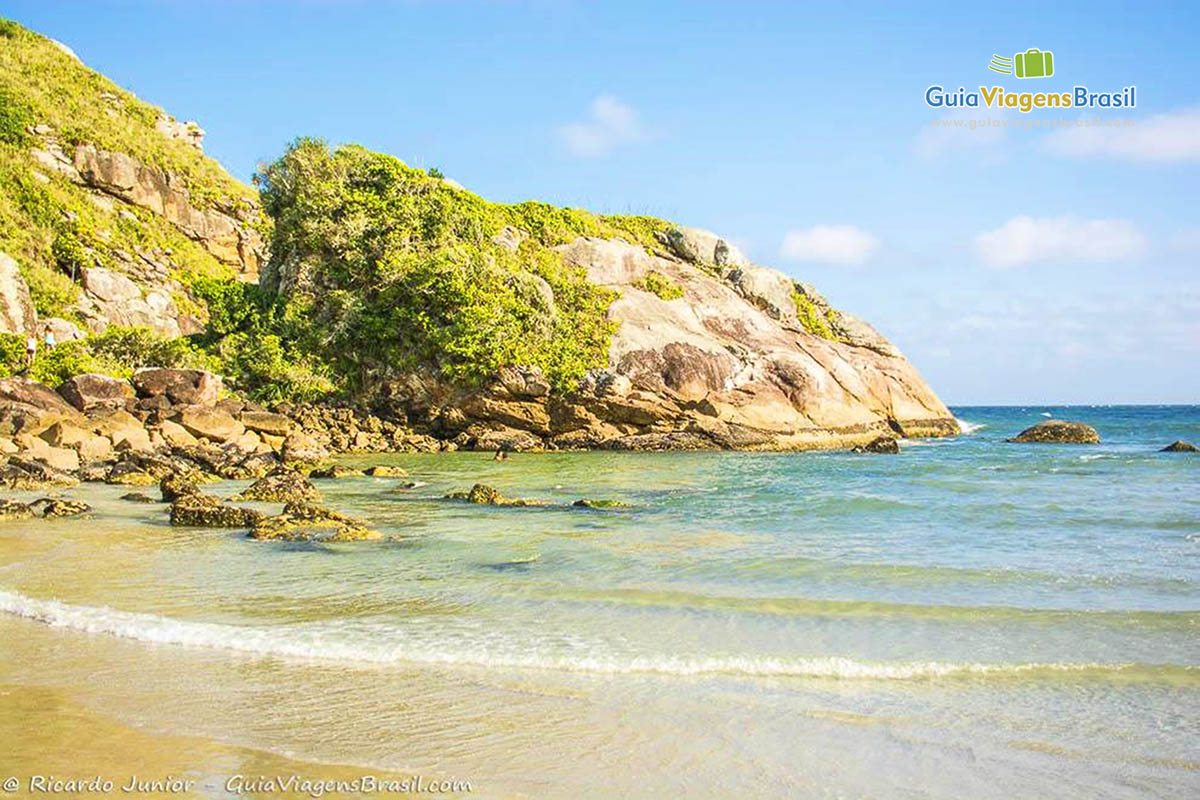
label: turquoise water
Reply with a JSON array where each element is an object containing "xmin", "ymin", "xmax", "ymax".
[{"xmin": 0, "ymin": 406, "xmax": 1196, "ymax": 798}]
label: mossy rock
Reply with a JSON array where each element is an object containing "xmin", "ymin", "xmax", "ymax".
[
  {"xmin": 445, "ymin": 483, "xmax": 544, "ymax": 506},
  {"xmin": 169, "ymin": 494, "xmax": 264, "ymax": 528},
  {"xmin": 234, "ymin": 467, "xmax": 321, "ymax": 503},
  {"xmin": 572, "ymin": 498, "xmax": 632, "ymax": 509},
  {"xmin": 248, "ymin": 501, "xmax": 380, "ymax": 542}
]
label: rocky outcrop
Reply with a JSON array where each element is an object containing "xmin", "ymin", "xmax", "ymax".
[
  {"xmin": 373, "ymin": 236, "xmax": 957, "ymax": 451},
  {"xmin": 234, "ymin": 467, "xmax": 321, "ymax": 503},
  {"xmin": 72, "ymin": 144, "xmax": 263, "ymax": 276},
  {"xmin": 58, "ymin": 374, "xmax": 135, "ymax": 412},
  {"xmin": 248, "ymin": 502, "xmax": 380, "ymax": 542},
  {"xmin": 0, "ymin": 253, "xmax": 36, "ymax": 336},
  {"xmin": 445, "ymin": 483, "xmax": 544, "ymax": 506},
  {"xmin": 1160, "ymin": 440, "xmax": 1197, "ymax": 452},
  {"xmin": 169, "ymin": 493, "xmax": 263, "ymax": 528},
  {"xmin": 134, "ymin": 368, "xmax": 223, "ymax": 406},
  {"xmin": 1008, "ymin": 420, "xmax": 1100, "ymax": 444}
]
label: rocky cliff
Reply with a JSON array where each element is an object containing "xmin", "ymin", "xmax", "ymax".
[
  {"xmin": 0, "ymin": 20, "xmax": 263, "ymax": 342},
  {"xmin": 379, "ymin": 229, "xmax": 957, "ymax": 451},
  {"xmin": 0, "ymin": 19, "xmax": 956, "ymax": 452}
]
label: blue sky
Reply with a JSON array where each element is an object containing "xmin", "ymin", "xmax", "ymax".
[{"xmin": 6, "ymin": 0, "xmax": 1198, "ymax": 404}]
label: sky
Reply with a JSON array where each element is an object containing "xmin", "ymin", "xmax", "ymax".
[{"xmin": 5, "ymin": 0, "xmax": 1198, "ymax": 404}]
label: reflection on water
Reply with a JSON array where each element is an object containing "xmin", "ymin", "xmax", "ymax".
[{"xmin": 0, "ymin": 406, "xmax": 1197, "ymax": 798}]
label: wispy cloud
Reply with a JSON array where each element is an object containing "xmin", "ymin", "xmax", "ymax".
[
  {"xmin": 1043, "ymin": 107, "xmax": 1200, "ymax": 163},
  {"xmin": 914, "ymin": 110, "xmax": 1009, "ymax": 162},
  {"xmin": 780, "ymin": 224, "xmax": 878, "ymax": 265},
  {"xmin": 974, "ymin": 215, "xmax": 1146, "ymax": 268},
  {"xmin": 556, "ymin": 95, "xmax": 645, "ymax": 158}
]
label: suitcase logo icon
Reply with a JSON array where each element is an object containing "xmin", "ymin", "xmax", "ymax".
[{"xmin": 988, "ymin": 48, "xmax": 1054, "ymax": 78}]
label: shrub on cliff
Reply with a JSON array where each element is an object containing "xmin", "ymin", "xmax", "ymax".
[
  {"xmin": 26, "ymin": 325, "xmax": 215, "ymax": 386},
  {"xmin": 254, "ymin": 139, "xmax": 674, "ymax": 394}
]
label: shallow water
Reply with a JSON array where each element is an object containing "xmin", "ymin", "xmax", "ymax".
[{"xmin": 0, "ymin": 406, "xmax": 1197, "ymax": 798}]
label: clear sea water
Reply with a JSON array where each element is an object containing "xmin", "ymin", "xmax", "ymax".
[{"xmin": 0, "ymin": 406, "xmax": 1197, "ymax": 798}]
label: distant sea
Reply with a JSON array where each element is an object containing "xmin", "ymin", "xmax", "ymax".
[{"xmin": 0, "ymin": 405, "xmax": 1196, "ymax": 798}]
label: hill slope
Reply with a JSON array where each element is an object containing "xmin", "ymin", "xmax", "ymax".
[{"xmin": 0, "ymin": 18, "xmax": 956, "ymax": 450}]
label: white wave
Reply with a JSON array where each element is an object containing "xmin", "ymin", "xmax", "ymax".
[
  {"xmin": 955, "ymin": 418, "xmax": 987, "ymax": 435},
  {"xmin": 0, "ymin": 589, "xmax": 1167, "ymax": 682},
  {"xmin": 1041, "ymin": 412, "xmax": 1053, "ymax": 417}
]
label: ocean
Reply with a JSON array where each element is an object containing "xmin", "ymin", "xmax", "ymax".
[{"xmin": 0, "ymin": 405, "xmax": 1196, "ymax": 798}]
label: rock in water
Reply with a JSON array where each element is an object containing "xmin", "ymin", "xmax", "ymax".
[
  {"xmin": 445, "ymin": 483, "xmax": 543, "ymax": 506},
  {"xmin": 0, "ymin": 500, "xmax": 34, "ymax": 520},
  {"xmin": 1160, "ymin": 440, "xmax": 1198, "ymax": 452},
  {"xmin": 248, "ymin": 502, "xmax": 380, "ymax": 542},
  {"xmin": 309, "ymin": 465, "xmax": 365, "ymax": 479},
  {"xmin": 1007, "ymin": 420, "xmax": 1100, "ymax": 444},
  {"xmin": 234, "ymin": 467, "xmax": 321, "ymax": 503},
  {"xmin": 31, "ymin": 498, "xmax": 91, "ymax": 518},
  {"xmin": 120, "ymin": 492, "xmax": 157, "ymax": 503},
  {"xmin": 573, "ymin": 499, "xmax": 632, "ymax": 509},
  {"xmin": 160, "ymin": 472, "xmax": 201, "ymax": 502},
  {"xmin": 852, "ymin": 435, "xmax": 900, "ymax": 454},
  {"xmin": 169, "ymin": 494, "xmax": 263, "ymax": 528}
]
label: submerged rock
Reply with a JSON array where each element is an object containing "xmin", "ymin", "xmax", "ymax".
[
  {"xmin": 445, "ymin": 483, "xmax": 543, "ymax": 506},
  {"xmin": 234, "ymin": 467, "xmax": 321, "ymax": 503},
  {"xmin": 852, "ymin": 435, "xmax": 900, "ymax": 454},
  {"xmin": 30, "ymin": 498, "xmax": 91, "ymax": 518},
  {"xmin": 120, "ymin": 492, "xmax": 157, "ymax": 503},
  {"xmin": 0, "ymin": 499, "xmax": 33, "ymax": 520},
  {"xmin": 364, "ymin": 465, "xmax": 408, "ymax": 477},
  {"xmin": 573, "ymin": 498, "xmax": 632, "ymax": 509},
  {"xmin": 169, "ymin": 494, "xmax": 264, "ymax": 528},
  {"xmin": 1008, "ymin": 420, "xmax": 1100, "ymax": 444},
  {"xmin": 160, "ymin": 472, "xmax": 201, "ymax": 502},
  {"xmin": 309, "ymin": 464, "xmax": 365, "ymax": 479},
  {"xmin": 248, "ymin": 502, "xmax": 380, "ymax": 542},
  {"xmin": 1160, "ymin": 440, "xmax": 1198, "ymax": 452}
]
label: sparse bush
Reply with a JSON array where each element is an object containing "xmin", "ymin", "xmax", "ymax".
[{"xmin": 635, "ymin": 270, "xmax": 684, "ymax": 301}]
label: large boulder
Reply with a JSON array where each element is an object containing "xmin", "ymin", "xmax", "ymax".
[
  {"xmin": 234, "ymin": 467, "xmax": 321, "ymax": 503},
  {"xmin": 89, "ymin": 409, "xmax": 151, "ymax": 450},
  {"xmin": 0, "ymin": 252, "xmax": 36, "ymax": 336},
  {"xmin": 248, "ymin": 502, "xmax": 380, "ymax": 542},
  {"xmin": 14, "ymin": 434, "xmax": 81, "ymax": 472},
  {"xmin": 58, "ymin": 374, "xmax": 135, "ymax": 412},
  {"xmin": 661, "ymin": 227, "xmax": 748, "ymax": 269},
  {"xmin": 133, "ymin": 368, "xmax": 223, "ymax": 406},
  {"xmin": 0, "ymin": 377, "xmax": 83, "ymax": 437},
  {"xmin": 281, "ymin": 431, "xmax": 329, "ymax": 464},
  {"xmin": 726, "ymin": 265, "xmax": 797, "ymax": 322},
  {"xmin": 238, "ymin": 410, "xmax": 292, "ymax": 436},
  {"xmin": 172, "ymin": 406, "xmax": 244, "ymax": 443},
  {"xmin": 38, "ymin": 421, "xmax": 113, "ymax": 461},
  {"xmin": 1008, "ymin": 420, "xmax": 1100, "ymax": 444},
  {"xmin": 169, "ymin": 494, "xmax": 263, "ymax": 528}
]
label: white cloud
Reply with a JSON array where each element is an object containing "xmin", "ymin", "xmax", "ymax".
[
  {"xmin": 974, "ymin": 216, "xmax": 1146, "ymax": 268},
  {"xmin": 1043, "ymin": 107, "xmax": 1200, "ymax": 163},
  {"xmin": 780, "ymin": 225, "xmax": 878, "ymax": 265},
  {"xmin": 556, "ymin": 95, "xmax": 645, "ymax": 158}
]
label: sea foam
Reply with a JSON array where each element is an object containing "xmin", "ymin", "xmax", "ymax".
[{"xmin": 2, "ymin": 589, "xmax": 1187, "ymax": 684}]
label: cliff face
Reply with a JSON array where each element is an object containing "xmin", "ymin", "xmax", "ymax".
[
  {"xmin": 381, "ymin": 229, "xmax": 956, "ymax": 451},
  {"xmin": 0, "ymin": 20, "xmax": 263, "ymax": 342},
  {"xmin": 0, "ymin": 19, "xmax": 957, "ymax": 451}
]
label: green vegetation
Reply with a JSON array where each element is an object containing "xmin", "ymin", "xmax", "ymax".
[
  {"xmin": 634, "ymin": 270, "xmax": 684, "ymax": 300},
  {"xmin": 24, "ymin": 325, "xmax": 216, "ymax": 386},
  {"xmin": 250, "ymin": 138, "xmax": 672, "ymax": 395},
  {"xmin": 0, "ymin": 332, "xmax": 25, "ymax": 377},
  {"xmin": 792, "ymin": 289, "xmax": 839, "ymax": 341},
  {"xmin": 0, "ymin": 19, "xmax": 249, "ymax": 323},
  {"xmin": 0, "ymin": 19, "xmax": 254, "ymax": 209}
]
